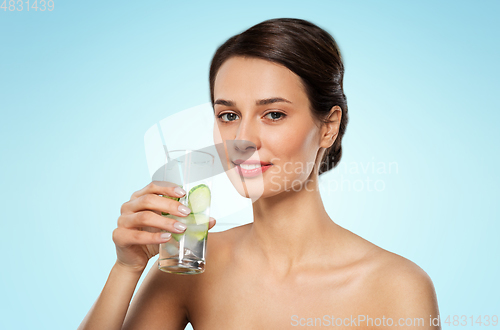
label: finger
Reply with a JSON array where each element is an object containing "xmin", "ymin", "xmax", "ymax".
[
  {"xmin": 130, "ymin": 181, "xmax": 186, "ymax": 201},
  {"xmin": 208, "ymin": 217, "xmax": 216, "ymax": 230},
  {"xmin": 121, "ymin": 193, "xmax": 192, "ymax": 216},
  {"xmin": 118, "ymin": 211, "xmax": 188, "ymax": 234},
  {"xmin": 113, "ymin": 227, "xmax": 173, "ymax": 247}
]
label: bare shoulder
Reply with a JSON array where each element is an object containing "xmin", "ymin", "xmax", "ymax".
[
  {"xmin": 336, "ymin": 226, "xmax": 439, "ymax": 321},
  {"xmin": 364, "ymin": 245, "xmax": 440, "ymax": 318}
]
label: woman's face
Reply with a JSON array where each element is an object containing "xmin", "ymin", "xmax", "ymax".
[{"xmin": 213, "ymin": 56, "xmax": 336, "ymax": 200}]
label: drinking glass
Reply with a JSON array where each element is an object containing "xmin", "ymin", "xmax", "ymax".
[{"xmin": 158, "ymin": 149, "xmax": 214, "ymax": 274}]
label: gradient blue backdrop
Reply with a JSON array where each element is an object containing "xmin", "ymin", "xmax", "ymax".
[{"xmin": 1, "ymin": 0, "xmax": 499, "ymax": 329}]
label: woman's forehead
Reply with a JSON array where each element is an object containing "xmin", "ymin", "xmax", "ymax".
[{"xmin": 214, "ymin": 57, "xmax": 308, "ymax": 106}]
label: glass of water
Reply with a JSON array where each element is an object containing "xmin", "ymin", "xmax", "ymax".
[{"xmin": 157, "ymin": 149, "xmax": 214, "ymax": 274}]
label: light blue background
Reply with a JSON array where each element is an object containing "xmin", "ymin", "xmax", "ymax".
[{"xmin": 1, "ymin": 0, "xmax": 499, "ymax": 329}]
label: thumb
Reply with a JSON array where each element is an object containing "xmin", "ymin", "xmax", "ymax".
[{"xmin": 208, "ymin": 217, "xmax": 216, "ymax": 230}]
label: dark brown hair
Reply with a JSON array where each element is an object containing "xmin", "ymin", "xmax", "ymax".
[{"xmin": 209, "ymin": 18, "xmax": 349, "ymax": 175}]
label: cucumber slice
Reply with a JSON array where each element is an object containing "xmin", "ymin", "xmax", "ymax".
[
  {"xmin": 173, "ymin": 213, "xmax": 195, "ymax": 224},
  {"xmin": 171, "ymin": 233, "xmax": 183, "ymax": 242},
  {"xmin": 171, "ymin": 222, "xmax": 208, "ymax": 242},
  {"xmin": 188, "ymin": 228, "xmax": 208, "ymax": 241},
  {"xmin": 162, "ymin": 195, "xmax": 179, "ymax": 201},
  {"xmin": 160, "ymin": 185, "xmax": 209, "ymax": 242},
  {"xmin": 169, "ymin": 214, "xmax": 196, "ymax": 242},
  {"xmin": 193, "ymin": 212, "xmax": 209, "ymax": 225},
  {"xmin": 187, "ymin": 184, "xmax": 211, "ymax": 214}
]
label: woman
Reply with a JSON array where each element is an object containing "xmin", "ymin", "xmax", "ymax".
[{"xmin": 79, "ymin": 18, "xmax": 440, "ymax": 329}]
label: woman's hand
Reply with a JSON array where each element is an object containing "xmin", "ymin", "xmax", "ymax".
[{"xmin": 112, "ymin": 181, "xmax": 216, "ymax": 273}]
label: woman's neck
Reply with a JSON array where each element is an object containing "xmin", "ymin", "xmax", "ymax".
[{"xmin": 245, "ymin": 174, "xmax": 340, "ymax": 277}]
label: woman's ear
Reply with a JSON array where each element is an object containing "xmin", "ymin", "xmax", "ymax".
[{"xmin": 320, "ymin": 105, "xmax": 342, "ymax": 148}]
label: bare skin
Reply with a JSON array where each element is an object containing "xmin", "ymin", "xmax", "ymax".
[{"xmin": 79, "ymin": 56, "xmax": 440, "ymax": 330}]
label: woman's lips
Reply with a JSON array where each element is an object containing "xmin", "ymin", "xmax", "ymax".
[{"xmin": 232, "ymin": 161, "xmax": 273, "ymax": 178}]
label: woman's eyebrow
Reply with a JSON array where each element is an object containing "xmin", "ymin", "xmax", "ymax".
[
  {"xmin": 214, "ymin": 97, "xmax": 292, "ymax": 106},
  {"xmin": 257, "ymin": 97, "xmax": 292, "ymax": 105}
]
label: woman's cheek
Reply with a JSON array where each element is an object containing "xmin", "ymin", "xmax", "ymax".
[{"xmin": 269, "ymin": 162, "xmax": 281, "ymax": 175}]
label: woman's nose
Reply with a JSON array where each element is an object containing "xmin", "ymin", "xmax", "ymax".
[
  {"xmin": 234, "ymin": 118, "xmax": 259, "ymax": 151},
  {"xmin": 234, "ymin": 139, "xmax": 256, "ymax": 152}
]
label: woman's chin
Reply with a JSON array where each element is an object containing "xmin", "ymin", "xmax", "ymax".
[
  {"xmin": 226, "ymin": 168, "xmax": 311, "ymax": 201},
  {"xmin": 230, "ymin": 179, "xmax": 288, "ymax": 202},
  {"xmin": 226, "ymin": 168, "xmax": 266, "ymax": 202},
  {"xmin": 233, "ymin": 187, "xmax": 277, "ymax": 202}
]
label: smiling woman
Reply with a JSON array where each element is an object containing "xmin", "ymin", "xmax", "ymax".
[
  {"xmin": 209, "ymin": 18, "xmax": 349, "ymax": 176},
  {"xmin": 78, "ymin": 18, "xmax": 440, "ymax": 330}
]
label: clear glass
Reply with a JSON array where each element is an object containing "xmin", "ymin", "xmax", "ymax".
[{"xmin": 158, "ymin": 149, "xmax": 214, "ymax": 274}]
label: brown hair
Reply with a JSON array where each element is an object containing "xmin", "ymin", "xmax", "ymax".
[{"xmin": 209, "ymin": 18, "xmax": 349, "ymax": 175}]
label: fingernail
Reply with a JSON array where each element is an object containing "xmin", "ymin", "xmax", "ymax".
[
  {"xmin": 160, "ymin": 232, "xmax": 171, "ymax": 240},
  {"xmin": 174, "ymin": 222, "xmax": 187, "ymax": 231},
  {"xmin": 178, "ymin": 205, "xmax": 191, "ymax": 215},
  {"xmin": 174, "ymin": 186, "xmax": 186, "ymax": 196}
]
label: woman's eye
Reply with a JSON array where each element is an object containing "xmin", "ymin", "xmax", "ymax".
[
  {"xmin": 264, "ymin": 111, "xmax": 286, "ymax": 121},
  {"xmin": 218, "ymin": 111, "xmax": 286, "ymax": 122},
  {"xmin": 218, "ymin": 113, "xmax": 239, "ymax": 122}
]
